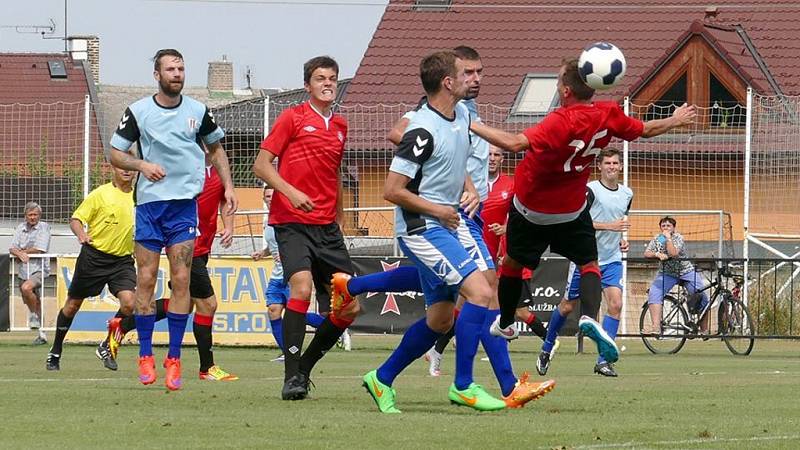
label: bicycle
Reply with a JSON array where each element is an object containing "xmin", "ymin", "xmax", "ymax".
[{"xmin": 639, "ymin": 263, "xmax": 755, "ymax": 356}]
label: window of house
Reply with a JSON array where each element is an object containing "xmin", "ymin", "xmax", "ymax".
[
  {"xmin": 509, "ymin": 74, "xmax": 559, "ymax": 120},
  {"xmin": 643, "ymin": 72, "xmax": 687, "ymax": 121},
  {"xmin": 710, "ymin": 72, "xmax": 745, "ymax": 128}
]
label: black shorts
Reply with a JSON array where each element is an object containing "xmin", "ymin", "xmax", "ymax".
[
  {"xmin": 274, "ymin": 222, "xmax": 354, "ymax": 305},
  {"xmin": 506, "ymin": 204, "xmax": 598, "ymax": 270},
  {"xmin": 190, "ymin": 254, "xmax": 214, "ymax": 299},
  {"xmin": 68, "ymin": 244, "xmax": 136, "ymax": 299}
]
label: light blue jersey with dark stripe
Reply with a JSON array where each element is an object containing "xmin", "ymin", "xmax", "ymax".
[
  {"xmin": 389, "ymin": 102, "xmax": 472, "ymax": 236},
  {"xmin": 110, "ymin": 95, "xmax": 225, "ymax": 205}
]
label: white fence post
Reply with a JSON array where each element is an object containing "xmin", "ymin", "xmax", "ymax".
[
  {"xmin": 743, "ymin": 87, "xmax": 753, "ymax": 306},
  {"xmin": 83, "ymin": 95, "xmax": 91, "ymax": 198}
]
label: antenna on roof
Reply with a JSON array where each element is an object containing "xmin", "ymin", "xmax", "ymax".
[{"xmin": 0, "ymin": 18, "xmax": 56, "ymax": 35}]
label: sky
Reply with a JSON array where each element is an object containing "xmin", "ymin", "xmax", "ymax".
[{"xmin": 1, "ymin": 0, "xmax": 389, "ymax": 89}]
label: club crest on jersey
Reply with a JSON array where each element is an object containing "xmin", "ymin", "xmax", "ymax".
[
  {"xmin": 187, "ymin": 117, "xmax": 199, "ymax": 132},
  {"xmin": 303, "ymin": 125, "xmax": 317, "ymax": 133},
  {"xmin": 501, "ymin": 191, "xmax": 509, "ymax": 200},
  {"xmin": 337, "ymin": 131, "xmax": 344, "ymax": 142}
]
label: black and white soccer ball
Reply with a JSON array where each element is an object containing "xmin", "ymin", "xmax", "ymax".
[{"xmin": 578, "ymin": 42, "xmax": 626, "ymax": 90}]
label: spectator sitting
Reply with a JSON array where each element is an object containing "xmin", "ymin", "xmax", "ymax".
[
  {"xmin": 9, "ymin": 201, "xmax": 52, "ymax": 345},
  {"xmin": 644, "ymin": 216, "xmax": 709, "ymax": 334}
]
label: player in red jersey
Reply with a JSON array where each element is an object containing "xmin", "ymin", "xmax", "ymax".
[
  {"xmin": 471, "ymin": 57, "xmax": 695, "ymax": 375},
  {"xmin": 483, "ymin": 145, "xmax": 550, "ymax": 344},
  {"xmin": 253, "ymin": 56, "xmax": 359, "ymax": 401},
  {"xmin": 106, "ymin": 154, "xmax": 239, "ymax": 381}
]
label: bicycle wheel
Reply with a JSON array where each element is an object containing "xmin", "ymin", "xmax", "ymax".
[
  {"xmin": 718, "ymin": 297, "xmax": 755, "ymax": 356},
  {"xmin": 639, "ymin": 295, "xmax": 689, "ymax": 354}
]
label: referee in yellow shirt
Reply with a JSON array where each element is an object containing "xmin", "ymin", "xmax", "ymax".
[{"xmin": 46, "ymin": 166, "xmax": 136, "ymax": 371}]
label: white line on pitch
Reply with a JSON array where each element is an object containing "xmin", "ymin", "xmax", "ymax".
[{"xmin": 541, "ymin": 434, "xmax": 800, "ymax": 449}]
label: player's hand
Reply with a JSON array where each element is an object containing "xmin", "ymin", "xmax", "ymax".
[
  {"xmin": 223, "ymin": 189, "xmax": 238, "ymax": 216},
  {"xmin": 17, "ymin": 252, "xmax": 30, "ymax": 263},
  {"xmin": 672, "ymin": 103, "xmax": 697, "ymax": 126},
  {"xmin": 219, "ymin": 228, "xmax": 233, "ymax": 248},
  {"xmin": 488, "ymin": 223, "xmax": 506, "ymax": 236},
  {"xmin": 656, "ymin": 252, "xmax": 669, "ymax": 261},
  {"xmin": 460, "ymin": 190, "xmax": 480, "ymax": 219},
  {"xmin": 436, "ymin": 205, "xmax": 460, "ymax": 230},
  {"xmin": 287, "ymin": 187, "xmax": 315, "ymax": 213},
  {"xmin": 77, "ymin": 231, "xmax": 93, "ymax": 245},
  {"xmin": 251, "ymin": 251, "xmax": 263, "ymax": 261},
  {"xmin": 619, "ymin": 238, "xmax": 629, "ymax": 253},
  {"xmin": 139, "ymin": 162, "xmax": 166, "ymax": 182},
  {"xmin": 608, "ymin": 218, "xmax": 631, "ymax": 232},
  {"xmin": 662, "ymin": 230, "xmax": 672, "ymax": 240}
]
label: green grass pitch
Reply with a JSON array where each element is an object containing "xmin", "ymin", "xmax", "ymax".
[{"xmin": 2, "ymin": 333, "xmax": 799, "ymax": 449}]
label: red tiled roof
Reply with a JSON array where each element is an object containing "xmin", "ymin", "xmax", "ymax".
[
  {"xmin": 0, "ymin": 53, "xmax": 103, "ymax": 173},
  {"xmin": 346, "ymin": 0, "xmax": 800, "ymax": 108},
  {"xmin": 0, "ymin": 53, "xmax": 92, "ymax": 103}
]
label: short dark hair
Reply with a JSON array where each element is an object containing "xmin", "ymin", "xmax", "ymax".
[
  {"xmin": 420, "ymin": 51, "xmax": 458, "ymax": 95},
  {"xmin": 304, "ymin": 56, "xmax": 339, "ymax": 84},
  {"xmin": 453, "ymin": 45, "xmax": 480, "ymax": 61},
  {"xmin": 599, "ymin": 147, "xmax": 621, "ymax": 161},
  {"xmin": 153, "ymin": 49, "xmax": 183, "ymax": 71},
  {"xmin": 659, "ymin": 216, "xmax": 677, "ymax": 227},
  {"xmin": 561, "ymin": 57, "xmax": 595, "ymax": 101}
]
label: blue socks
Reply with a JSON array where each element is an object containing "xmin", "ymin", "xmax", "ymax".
[
  {"xmin": 543, "ymin": 308, "xmax": 566, "ymax": 354},
  {"xmin": 270, "ymin": 318, "xmax": 284, "ymax": 351},
  {"xmin": 166, "ymin": 312, "xmax": 189, "ymax": 359},
  {"xmin": 376, "ymin": 317, "xmax": 441, "ymax": 386},
  {"xmin": 347, "ymin": 266, "xmax": 422, "ymax": 296},
  {"xmin": 481, "ymin": 309, "xmax": 516, "ymax": 397},
  {"xmin": 135, "ymin": 314, "xmax": 156, "ymax": 357},
  {"xmin": 454, "ymin": 302, "xmax": 487, "ymax": 390},
  {"xmin": 305, "ymin": 312, "xmax": 325, "ymax": 328},
  {"xmin": 598, "ymin": 315, "xmax": 620, "ymax": 364}
]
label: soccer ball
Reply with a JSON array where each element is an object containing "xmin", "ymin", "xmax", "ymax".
[{"xmin": 578, "ymin": 42, "xmax": 626, "ymax": 90}]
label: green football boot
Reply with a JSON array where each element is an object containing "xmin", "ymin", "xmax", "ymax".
[
  {"xmin": 363, "ymin": 370, "xmax": 401, "ymax": 414},
  {"xmin": 448, "ymin": 383, "xmax": 506, "ymax": 411}
]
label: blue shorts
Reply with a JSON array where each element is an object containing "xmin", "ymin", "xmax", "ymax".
[
  {"xmin": 265, "ymin": 277, "xmax": 290, "ymax": 306},
  {"xmin": 135, "ymin": 199, "xmax": 198, "ymax": 253},
  {"xmin": 458, "ymin": 206, "xmax": 495, "ymax": 272},
  {"xmin": 397, "ymin": 224, "xmax": 479, "ymax": 306},
  {"xmin": 566, "ymin": 261, "xmax": 623, "ymax": 300}
]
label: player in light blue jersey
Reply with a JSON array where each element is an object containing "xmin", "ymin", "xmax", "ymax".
[
  {"xmin": 344, "ymin": 47, "xmax": 553, "ymax": 408},
  {"xmin": 108, "ymin": 49, "xmax": 238, "ymax": 391},
  {"xmin": 560, "ymin": 148, "xmax": 632, "ymax": 377},
  {"xmin": 251, "ymin": 186, "xmax": 328, "ymax": 361},
  {"xmin": 361, "ymin": 50, "xmax": 509, "ymax": 413}
]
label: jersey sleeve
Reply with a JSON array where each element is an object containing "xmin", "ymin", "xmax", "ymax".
[
  {"xmin": 71, "ymin": 190, "xmax": 100, "ymax": 226},
  {"xmin": 522, "ymin": 111, "xmax": 569, "ymax": 152},
  {"xmin": 389, "ymin": 128, "xmax": 435, "ymax": 178},
  {"xmin": 260, "ymin": 109, "xmax": 296, "ymax": 157},
  {"xmin": 608, "ymin": 103, "xmax": 644, "ymax": 141},
  {"xmin": 110, "ymin": 107, "xmax": 140, "ymax": 151},
  {"xmin": 625, "ymin": 189, "xmax": 633, "ymax": 214},
  {"xmin": 199, "ymin": 106, "xmax": 225, "ymax": 144}
]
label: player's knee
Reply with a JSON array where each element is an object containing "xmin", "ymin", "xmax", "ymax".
[
  {"xmin": 515, "ymin": 307, "xmax": 531, "ymax": 322},
  {"xmin": 62, "ymin": 301, "xmax": 81, "ymax": 317},
  {"xmin": 427, "ymin": 315, "xmax": 453, "ymax": 334},
  {"xmin": 289, "ymin": 284, "xmax": 312, "ymax": 301},
  {"xmin": 558, "ymin": 299, "xmax": 575, "ymax": 315},
  {"xmin": 267, "ymin": 304, "xmax": 284, "ymax": 320}
]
